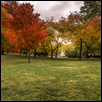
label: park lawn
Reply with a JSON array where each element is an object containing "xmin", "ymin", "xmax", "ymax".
[{"xmin": 1, "ymin": 53, "xmax": 101, "ymax": 101}]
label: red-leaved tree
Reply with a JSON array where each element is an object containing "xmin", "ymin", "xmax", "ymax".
[
  {"xmin": 1, "ymin": 1, "xmax": 19, "ymax": 15},
  {"xmin": 3, "ymin": 3, "xmax": 48, "ymax": 63}
]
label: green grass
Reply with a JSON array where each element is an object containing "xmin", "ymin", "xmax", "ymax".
[{"xmin": 1, "ymin": 53, "xmax": 101, "ymax": 101}]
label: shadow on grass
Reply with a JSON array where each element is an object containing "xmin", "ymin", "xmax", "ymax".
[{"xmin": 4, "ymin": 53, "xmax": 101, "ymax": 62}]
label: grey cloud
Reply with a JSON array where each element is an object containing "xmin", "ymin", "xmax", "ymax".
[
  {"xmin": 39, "ymin": 1, "xmax": 83, "ymax": 20},
  {"xmin": 38, "ymin": 1, "xmax": 73, "ymax": 20},
  {"xmin": 48, "ymin": 1, "xmax": 73, "ymax": 19},
  {"xmin": 19, "ymin": 1, "xmax": 83, "ymax": 21},
  {"xmin": 50, "ymin": 1, "xmax": 72, "ymax": 11}
]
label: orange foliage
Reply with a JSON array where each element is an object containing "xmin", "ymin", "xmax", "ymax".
[
  {"xmin": 82, "ymin": 16, "xmax": 101, "ymax": 43},
  {"xmin": 3, "ymin": 3, "xmax": 48, "ymax": 51},
  {"xmin": 68, "ymin": 13, "xmax": 101, "ymax": 44},
  {"xmin": 1, "ymin": 7, "xmax": 12, "ymax": 29}
]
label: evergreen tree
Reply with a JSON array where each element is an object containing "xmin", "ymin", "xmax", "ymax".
[{"xmin": 80, "ymin": 1, "xmax": 101, "ymax": 21}]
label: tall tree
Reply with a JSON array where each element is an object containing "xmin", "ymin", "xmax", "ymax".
[
  {"xmin": 80, "ymin": 1, "xmax": 101, "ymax": 21},
  {"xmin": 1, "ymin": 7, "xmax": 12, "ymax": 55},
  {"xmin": 48, "ymin": 12, "xmax": 84, "ymax": 60},
  {"xmin": 3, "ymin": 3, "xmax": 48, "ymax": 63},
  {"xmin": 1, "ymin": 1, "xmax": 19, "ymax": 54},
  {"xmin": 46, "ymin": 17, "xmax": 68, "ymax": 59},
  {"xmin": 47, "ymin": 27, "xmax": 61, "ymax": 59},
  {"xmin": 82, "ymin": 16, "xmax": 101, "ymax": 58},
  {"xmin": 67, "ymin": 11, "xmax": 84, "ymax": 60}
]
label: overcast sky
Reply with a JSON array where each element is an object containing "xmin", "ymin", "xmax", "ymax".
[{"xmin": 19, "ymin": 1, "xmax": 84, "ymax": 21}]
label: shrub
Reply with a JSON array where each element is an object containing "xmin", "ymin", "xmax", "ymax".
[
  {"xmin": 67, "ymin": 51, "xmax": 78, "ymax": 58},
  {"xmin": 36, "ymin": 52, "xmax": 46, "ymax": 56}
]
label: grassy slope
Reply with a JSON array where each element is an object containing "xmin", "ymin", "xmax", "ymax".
[{"xmin": 1, "ymin": 53, "xmax": 101, "ymax": 101}]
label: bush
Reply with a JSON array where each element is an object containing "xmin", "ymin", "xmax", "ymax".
[
  {"xmin": 67, "ymin": 51, "xmax": 78, "ymax": 58},
  {"xmin": 22, "ymin": 51, "xmax": 26, "ymax": 54},
  {"xmin": 36, "ymin": 52, "xmax": 46, "ymax": 56}
]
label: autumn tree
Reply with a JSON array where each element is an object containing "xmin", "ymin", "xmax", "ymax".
[
  {"xmin": 39, "ymin": 40, "xmax": 50, "ymax": 57},
  {"xmin": 1, "ymin": 1, "xmax": 19, "ymax": 54},
  {"xmin": 81, "ymin": 16, "xmax": 101, "ymax": 58},
  {"xmin": 65, "ymin": 11, "xmax": 84, "ymax": 60},
  {"xmin": 46, "ymin": 17, "xmax": 68, "ymax": 59},
  {"xmin": 68, "ymin": 14, "xmax": 101, "ymax": 59},
  {"xmin": 3, "ymin": 3, "xmax": 48, "ymax": 63},
  {"xmin": 46, "ymin": 27, "xmax": 60, "ymax": 59},
  {"xmin": 79, "ymin": 1, "xmax": 101, "ymax": 57},
  {"xmin": 58, "ymin": 43, "xmax": 75, "ymax": 57},
  {"xmin": 1, "ymin": 1, "xmax": 19, "ymax": 15},
  {"xmin": 1, "ymin": 7, "xmax": 13, "ymax": 55},
  {"xmin": 47, "ymin": 12, "xmax": 84, "ymax": 60}
]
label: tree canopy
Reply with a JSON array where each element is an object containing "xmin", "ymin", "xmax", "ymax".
[
  {"xmin": 1, "ymin": 1, "xmax": 101, "ymax": 61},
  {"xmin": 3, "ymin": 3, "xmax": 48, "ymax": 62}
]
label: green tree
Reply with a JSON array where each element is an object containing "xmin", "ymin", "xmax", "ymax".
[{"xmin": 80, "ymin": 1, "xmax": 101, "ymax": 21}]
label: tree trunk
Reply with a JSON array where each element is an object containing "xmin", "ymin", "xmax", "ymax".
[
  {"xmin": 34, "ymin": 49, "xmax": 36, "ymax": 57},
  {"xmin": 50, "ymin": 45, "xmax": 53, "ymax": 59},
  {"xmin": 55, "ymin": 48, "xmax": 58, "ymax": 58},
  {"xmin": 45, "ymin": 50, "xmax": 48, "ymax": 57},
  {"xmin": 26, "ymin": 48, "xmax": 27, "ymax": 56},
  {"xmin": 51, "ymin": 51, "xmax": 53, "ymax": 59},
  {"xmin": 86, "ymin": 48, "xmax": 89, "ymax": 59},
  {"xmin": 7, "ymin": 49, "xmax": 9, "ymax": 54},
  {"xmin": 45, "ymin": 53, "xmax": 48, "ymax": 57},
  {"xmin": 84, "ymin": 41, "xmax": 89, "ymax": 59},
  {"xmin": 1, "ymin": 50, "xmax": 4, "ymax": 55},
  {"xmin": 55, "ymin": 43, "xmax": 61, "ymax": 58},
  {"xmin": 20, "ymin": 49, "xmax": 22, "ymax": 55},
  {"xmin": 79, "ymin": 39, "xmax": 82, "ymax": 60},
  {"xmin": 28, "ymin": 50, "xmax": 31, "ymax": 63}
]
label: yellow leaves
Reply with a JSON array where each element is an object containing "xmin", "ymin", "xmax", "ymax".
[
  {"xmin": 1, "ymin": 7, "xmax": 12, "ymax": 29},
  {"xmin": 86, "ymin": 25, "xmax": 94, "ymax": 32},
  {"xmin": 59, "ymin": 44, "xmax": 75, "ymax": 53},
  {"xmin": 68, "ymin": 15, "xmax": 101, "ymax": 46}
]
